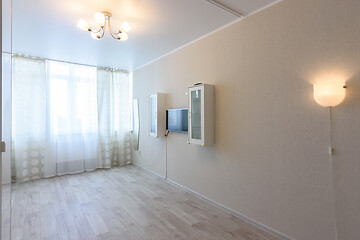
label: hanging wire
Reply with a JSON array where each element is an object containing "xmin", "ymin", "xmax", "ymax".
[{"xmin": 328, "ymin": 106, "xmax": 339, "ymax": 240}]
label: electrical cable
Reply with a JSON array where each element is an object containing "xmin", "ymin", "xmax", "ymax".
[
  {"xmin": 328, "ymin": 107, "xmax": 338, "ymax": 240},
  {"xmin": 165, "ymin": 130, "xmax": 169, "ymax": 179}
]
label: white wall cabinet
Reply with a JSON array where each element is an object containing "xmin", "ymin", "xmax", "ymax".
[
  {"xmin": 149, "ymin": 93, "xmax": 165, "ymax": 138},
  {"xmin": 188, "ymin": 84, "xmax": 214, "ymax": 146}
]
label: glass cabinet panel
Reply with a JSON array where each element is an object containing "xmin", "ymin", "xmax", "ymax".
[
  {"xmin": 188, "ymin": 84, "xmax": 214, "ymax": 146},
  {"xmin": 191, "ymin": 89, "xmax": 201, "ymax": 140},
  {"xmin": 149, "ymin": 93, "xmax": 165, "ymax": 138},
  {"xmin": 150, "ymin": 94, "xmax": 157, "ymax": 134}
]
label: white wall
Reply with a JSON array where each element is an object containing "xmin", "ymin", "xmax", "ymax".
[
  {"xmin": 2, "ymin": 0, "xmax": 12, "ymax": 185},
  {"xmin": 1, "ymin": 53, "xmax": 11, "ymax": 184},
  {"xmin": 2, "ymin": 0, "xmax": 11, "ymax": 53},
  {"xmin": 133, "ymin": 0, "xmax": 360, "ymax": 239},
  {"xmin": 0, "ymin": 0, "xmax": 3, "ymax": 236}
]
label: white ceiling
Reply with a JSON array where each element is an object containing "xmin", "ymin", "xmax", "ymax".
[{"xmin": 3, "ymin": 0, "xmax": 281, "ymax": 71}]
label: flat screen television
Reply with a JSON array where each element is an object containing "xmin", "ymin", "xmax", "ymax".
[{"xmin": 166, "ymin": 108, "xmax": 188, "ymax": 132}]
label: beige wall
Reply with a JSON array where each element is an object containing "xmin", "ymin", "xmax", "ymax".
[{"xmin": 133, "ymin": 0, "xmax": 360, "ymax": 239}]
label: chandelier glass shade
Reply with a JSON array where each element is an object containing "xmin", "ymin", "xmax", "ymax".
[{"xmin": 77, "ymin": 11, "xmax": 131, "ymax": 41}]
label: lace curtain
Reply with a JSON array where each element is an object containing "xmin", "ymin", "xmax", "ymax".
[
  {"xmin": 12, "ymin": 57, "xmax": 47, "ymax": 182},
  {"xmin": 97, "ymin": 69, "xmax": 132, "ymax": 168},
  {"xmin": 44, "ymin": 61, "xmax": 100, "ymax": 177},
  {"xmin": 12, "ymin": 57, "xmax": 132, "ymax": 182}
]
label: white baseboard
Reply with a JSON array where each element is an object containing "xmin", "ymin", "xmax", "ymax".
[
  {"xmin": 133, "ymin": 162, "xmax": 166, "ymax": 180},
  {"xmin": 133, "ymin": 163, "xmax": 294, "ymax": 240}
]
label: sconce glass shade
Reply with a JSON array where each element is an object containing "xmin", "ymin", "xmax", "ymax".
[
  {"xmin": 94, "ymin": 12, "xmax": 106, "ymax": 27},
  {"xmin": 314, "ymin": 81, "xmax": 346, "ymax": 107},
  {"xmin": 77, "ymin": 19, "xmax": 89, "ymax": 31},
  {"xmin": 120, "ymin": 21, "xmax": 131, "ymax": 33}
]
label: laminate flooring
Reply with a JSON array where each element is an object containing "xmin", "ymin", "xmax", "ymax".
[
  {"xmin": 2, "ymin": 183, "xmax": 11, "ymax": 240},
  {"xmin": 9, "ymin": 165, "xmax": 281, "ymax": 240}
]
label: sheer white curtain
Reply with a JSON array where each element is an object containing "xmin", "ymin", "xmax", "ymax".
[
  {"xmin": 97, "ymin": 69, "xmax": 132, "ymax": 168},
  {"xmin": 12, "ymin": 57, "xmax": 132, "ymax": 183},
  {"xmin": 44, "ymin": 61, "xmax": 100, "ymax": 177},
  {"xmin": 12, "ymin": 57, "xmax": 46, "ymax": 182}
]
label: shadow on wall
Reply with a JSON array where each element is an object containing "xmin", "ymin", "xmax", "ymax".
[{"xmin": 343, "ymin": 75, "xmax": 360, "ymax": 106}]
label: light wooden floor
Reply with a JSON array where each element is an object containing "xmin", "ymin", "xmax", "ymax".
[
  {"xmin": 2, "ymin": 183, "xmax": 11, "ymax": 240},
  {"xmin": 9, "ymin": 165, "xmax": 281, "ymax": 240}
]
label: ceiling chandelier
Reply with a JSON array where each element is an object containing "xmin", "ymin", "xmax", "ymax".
[{"xmin": 77, "ymin": 11, "xmax": 131, "ymax": 41}]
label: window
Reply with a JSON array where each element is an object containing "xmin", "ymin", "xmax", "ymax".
[{"xmin": 47, "ymin": 61, "xmax": 98, "ymax": 135}]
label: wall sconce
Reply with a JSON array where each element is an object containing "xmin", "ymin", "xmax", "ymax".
[
  {"xmin": 313, "ymin": 81, "xmax": 346, "ymax": 107},
  {"xmin": 313, "ymin": 80, "xmax": 347, "ymax": 240}
]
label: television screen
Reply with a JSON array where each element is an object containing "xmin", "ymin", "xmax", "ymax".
[{"xmin": 166, "ymin": 108, "xmax": 188, "ymax": 132}]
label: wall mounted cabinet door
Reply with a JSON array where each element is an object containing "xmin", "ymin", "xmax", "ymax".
[
  {"xmin": 149, "ymin": 93, "xmax": 165, "ymax": 138},
  {"xmin": 188, "ymin": 84, "xmax": 214, "ymax": 146}
]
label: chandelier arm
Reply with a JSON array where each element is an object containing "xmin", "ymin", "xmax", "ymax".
[
  {"xmin": 109, "ymin": 31, "xmax": 119, "ymax": 40},
  {"xmin": 89, "ymin": 27, "xmax": 102, "ymax": 34},
  {"xmin": 103, "ymin": 16, "xmax": 108, "ymax": 32},
  {"xmin": 106, "ymin": 15, "xmax": 120, "ymax": 39},
  {"xmin": 99, "ymin": 28, "xmax": 106, "ymax": 38},
  {"xmin": 95, "ymin": 16, "xmax": 108, "ymax": 39},
  {"xmin": 108, "ymin": 20, "xmax": 121, "ymax": 35}
]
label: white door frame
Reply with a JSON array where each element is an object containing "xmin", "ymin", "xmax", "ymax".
[{"xmin": 0, "ymin": 0, "xmax": 3, "ymax": 236}]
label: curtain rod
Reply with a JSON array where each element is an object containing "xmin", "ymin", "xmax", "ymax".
[
  {"xmin": 205, "ymin": 0, "xmax": 244, "ymax": 18},
  {"xmin": 2, "ymin": 51, "xmax": 129, "ymax": 73}
]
